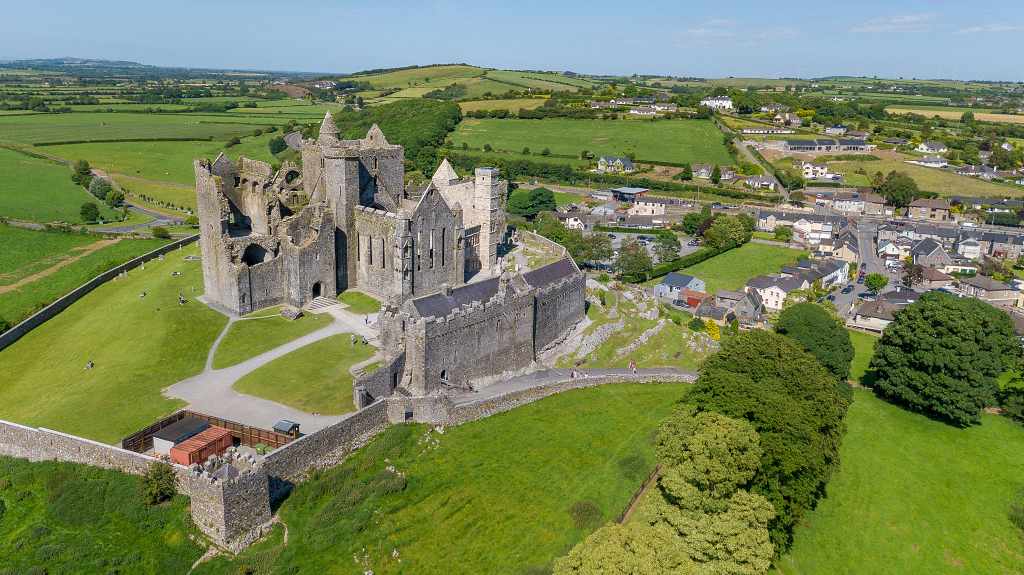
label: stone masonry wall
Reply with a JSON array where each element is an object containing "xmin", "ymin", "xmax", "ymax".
[{"xmin": 353, "ymin": 352, "xmax": 406, "ymax": 409}]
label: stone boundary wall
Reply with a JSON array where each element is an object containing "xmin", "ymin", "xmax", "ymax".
[
  {"xmin": 353, "ymin": 353, "xmax": 405, "ymax": 409},
  {"xmin": 574, "ymin": 319, "xmax": 626, "ymax": 359},
  {"xmin": 262, "ymin": 400, "xmax": 389, "ymax": 483},
  {"xmin": 0, "ymin": 417, "xmax": 266, "ymax": 549},
  {"xmin": 0, "ymin": 234, "xmax": 199, "ymax": 352}
]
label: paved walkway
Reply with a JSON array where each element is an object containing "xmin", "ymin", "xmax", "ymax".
[{"xmin": 163, "ymin": 306, "xmax": 378, "ymax": 434}]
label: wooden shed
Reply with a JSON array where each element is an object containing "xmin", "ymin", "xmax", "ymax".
[
  {"xmin": 152, "ymin": 416, "xmax": 208, "ymax": 455},
  {"xmin": 170, "ymin": 426, "xmax": 233, "ymax": 466}
]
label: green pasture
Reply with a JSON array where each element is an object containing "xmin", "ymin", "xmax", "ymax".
[
  {"xmin": 458, "ymin": 98, "xmax": 548, "ymax": 112},
  {"xmin": 451, "ymin": 118, "xmax": 733, "ymax": 165},
  {"xmin": 0, "ymin": 224, "xmax": 95, "ymax": 286},
  {"xmin": 0, "ymin": 112, "xmax": 264, "ymax": 145},
  {"xmin": 0, "ymin": 147, "xmax": 119, "ymax": 223},
  {"xmin": 828, "ymin": 154, "xmax": 1022, "ymax": 198}
]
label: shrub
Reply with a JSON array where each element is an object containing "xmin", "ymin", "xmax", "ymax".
[
  {"xmin": 151, "ymin": 226, "xmax": 171, "ymax": 239},
  {"xmin": 688, "ymin": 317, "xmax": 705, "ymax": 332},
  {"xmin": 568, "ymin": 500, "xmax": 603, "ymax": 530},
  {"xmin": 80, "ymin": 202, "xmax": 100, "ymax": 223},
  {"xmin": 268, "ymin": 136, "xmax": 288, "ymax": 155},
  {"xmin": 869, "ymin": 292, "xmax": 1020, "ymax": 426},
  {"xmin": 140, "ymin": 462, "xmax": 176, "ymax": 505},
  {"xmin": 776, "ymin": 302, "xmax": 854, "ymax": 382},
  {"xmin": 998, "ymin": 387, "xmax": 1024, "ymax": 424},
  {"xmin": 226, "ymin": 137, "xmax": 241, "ymax": 147}
]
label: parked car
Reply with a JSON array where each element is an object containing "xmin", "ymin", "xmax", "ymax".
[
  {"xmin": 858, "ymin": 292, "xmax": 876, "ymax": 301},
  {"xmin": 841, "ymin": 285, "xmax": 855, "ymax": 294},
  {"xmin": 827, "ymin": 294, "xmax": 836, "ymax": 302},
  {"xmin": 857, "ymin": 276, "xmax": 865, "ymax": 284},
  {"xmin": 860, "ymin": 262, "xmax": 867, "ymax": 269}
]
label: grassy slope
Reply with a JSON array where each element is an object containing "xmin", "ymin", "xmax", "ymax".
[
  {"xmin": 0, "ymin": 244, "xmax": 227, "ymax": 443},
  {"xmin": 0, "ymin": 112, "xmax": 263, "ymax": 144},
  {"xmin": 348, "ymin": 65, "xmax": 483, "ymax": 89},
  {"xmin": 828, "ymin": 154, "xmax": 1022, "ymax": 198},
  {"xmin": 212, "ymin": 308, "xmax": 334, "ymax": 369},
  {"xmin": 680, "ymin": 243, "xmax": 808, "ymax": 294},
  {"xmin": 0, "ymin": 225, "xmax": 94, "ymax": 285},
  {"xmin": 775, "ymin": 390, "xmax": 1024, "ymax": 575},
  {"xmin": 0, "ymin": 457, "xmax": 204, "ymax": 573},
  {"xmin": 197, "ymin": 383, "xmax": 684, "ymax": 575},
  {"xmin": 233, "ymin": 334, "xmax": 375, "ymax": 415},
  {"xmin": 450, "ymin": 118, "xmax": 734, "ymax": 165},
  {"xmin": 847, "ymin": 329, "xmax": 879, "ymax": 383},
  {"xmin": 0, "ymin": 237, "xmax": 171, "ymax": 326},
  {"xmin": 0, "ymin": 147, "xmax": 119, "ymax": 222}
]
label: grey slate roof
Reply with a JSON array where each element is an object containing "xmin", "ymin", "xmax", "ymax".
[{"xmin": 661, "ymin": 272, "xmax": 699, "ymax": 288}]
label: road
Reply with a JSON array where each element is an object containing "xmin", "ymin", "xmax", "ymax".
[
  {"xmin": 93, "ymin": 202, "xmax": 183, "ymax": 234},
  {"xmin": 713, "ymin": 115, "xmax": 786, "ymax": 201}
]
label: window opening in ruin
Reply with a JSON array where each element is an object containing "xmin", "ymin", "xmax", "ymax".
[
  {"xmin": 356, "ymin": 233, "xmax": 360, "ymax": 261},
  {"xmin": 441, "ymin": 228, "xmax": 446, "ymax": 267},
  {"xmin": 367, "ymin": 235, "xmax": 373, "ymax": 266},
  {"xmin": 440, "ymin": 370, "xmax": 448, "ymax": 386},
  {"xmin": 241, "ymin": 244, "xmax": 268, "ymax": 266},
  {"xmin": 311, "ymin": 282, "xmax": 322, "ymax": 298},
  {"xmin": 429, "ymin": 231, "xmax": 434, "ymax": 268},
  {"xmin": 380, "ymin": 237, "xmax": 386, "ymax": 269}
]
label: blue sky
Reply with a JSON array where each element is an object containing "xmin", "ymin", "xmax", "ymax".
[{"xmin": 3, "ymin": 0, "xmax": 1023, "ymax": 81}]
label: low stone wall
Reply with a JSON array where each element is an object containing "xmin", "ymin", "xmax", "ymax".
[
  {"xmin": 353, "ymin": 353, "xmax": 405, "ymax": 409},
  {"xmin": 263, "ymin": 400, "xmax": 390, "ymax": 483},
  {"xmin": 0, "ymin": 234, "xmax": 199, "ymax": 352},
  {"xmin": 616, "ymin": 320, "xmax": 666, "ymax": 358},
  {"xmin": 573, "ymin": 319, "xmax": 625, "ymax": 359}
]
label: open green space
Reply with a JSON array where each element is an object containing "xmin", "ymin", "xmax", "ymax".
[
  {"xmin": 775, "ymin": 389, "xmax": 1024, "ymax": 574},
  {"xmin": 887, "ymin": 105, "xmax": 1024, "ymax": 125},
  {"xmin": 196, "ymin": 383, "xmax": 683, "ymax": 575},
  {"xmin": 827, "ymin": 154, "xmax": 1022, "ymax": 198},
  {"xmin": 450, "ymin": 118, "xmax": 734, "ymax": 165},
  {"xmin": 847, "ymin": 329, "xmax": 878, "ymax": 384},
  {"xmin": 483, "ymin": 69, "xmax": 594, "ymax": 91},
  {"xmin": 0, "ymin": 112, "xmax": 263, "ymax": 145},
  {"xmin": 458, "ymin": 98, "xmax": 548, "ymax": 113},
  {"xmin": 0, "ymin": 244, "xmax": 227, "ymax": 443},
  {"xmin": 0, "ymin": 236, "xmax": 170, "ymax": 326},
  {"xmin": 680, "ymin": 242, "xmax": 807, "ymax": 294},
  {"xmin": 211, "ymin": 307, "xmax": 333, "ymax": 369},
  {"xmin": 233, "ymin": 334, "xmax": 376, "ymax": 415},
  {"xmin": 348, "ymin": 65, "xmax": 484, "ymax": 90},
  {"xmin": 0, "ymin": 457, "xmax": 204, "ymax": 574},
  {"xmin": 0, "ymin": 147, "xmax": 119, "ymax": 222},
  {"xmin": 0, "ymin": 225, "xmax": 95, "ymax": 285},
  {"xmin": 338, "ymin": 290, "xmax": 382, "ymax": 314}
]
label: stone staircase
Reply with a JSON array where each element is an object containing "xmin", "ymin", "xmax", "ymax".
[{"xmin": 305, "ymin": 296, "xmax": 342, "ymax": 314}]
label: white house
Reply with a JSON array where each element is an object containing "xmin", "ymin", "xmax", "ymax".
[
  {"xmin": 700, "ymin": 96, "xmax": 734, "ymax": 111},
  {"xmin": 629, "ymin": 106, "xmax": 657, "ymax": 117},
  {"xmin": 912, "ymin": 155, "xmax": 949, "ymax": 169},
  {"xmin": 916, "ymin": 141, "xmax": 948, "ymax": 154},
  {"xmin": 744, "ymin": 175, "xmax": 775, "ymax": 190},
  {"xmin": 628, "ymin": 197, "xmax": 669, "ymax": 216},
  {"xmin": 825, "ymin": 125, "xmax": 848, "ymax": 136},
  {"xmin": 745, "ymin": 275, "xmax": 808, "ymax": 311},
  {"xmin": 802, "ymin": 162, "xmax": 828, "ymax": 179}
]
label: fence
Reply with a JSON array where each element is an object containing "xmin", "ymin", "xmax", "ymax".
[
  {"xmin": 617, "ymin": 464, "xmax": 662, "ymax": 524},
  {"xmin": 0, "ymin": 234, "xmax": 198, "ymax": 352},
  {"xmin": 121, "ymin": 409, "xmax": 295, "ymax": 453}
]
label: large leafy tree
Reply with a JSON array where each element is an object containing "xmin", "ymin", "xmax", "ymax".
[
  {"xmin": 703, "ymin": 215, "xmax": 750, "ymax": 250},
  {"xmin": 614, "ymin": 239, "xmax": 653, "ymax": 281},
  {"xmin": 876, "ymin": 171, "xmax": 919, "ymax": 208},
  {"xmin": 685, "ymin": 330, "xmax": 850, "ymax": 550},
  {"xmin": 775, "ymin": 303, "xmax": 855, "ymax": 381},
  {"xmin": 869, "ymin": 291, "xmax": 1020, "ymax": 426},
  {"xmin": 553, "ymin": 523, "xmax": 693, "ymax": 574},
  {"xmin": 654, "ymin": 234, "xmax": 681, "ymax": 263}
]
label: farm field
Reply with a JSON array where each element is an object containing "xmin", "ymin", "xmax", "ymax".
[
  {"xmin": 0, "ymin": 112, "xmax": 266, "ymax": 145},
  {"xmin": 887, "ymin": 105, "xmax": 1024, "ymax": 124},
  {"xmin": 212, "ymin": 307, "xmax": 333, "ymax": 369},
  {"xmin": 451, "ymin": 118, "xmax": 733, "ymax": 165},
  {"xmin": 0, "ymin": 225, "xmax": 94, "ymax": 285},
  {"xmin": 347, "ymin": 64, "xmax": 483, "ymax": 89},
  {"xmin": 195, "ymin": 383, "xmax": 684, "ymax": 575},
  {"xmin": 679, "ymin": 242, "xmax": 807, "ymax": 294},
  {"xmin": 0, "ymin": 244, "xmax": 227, "ymax": 443},
  {"xmin": 233, "ymin": 334, "xmax": 375, "ymax": 415},
  {"xmin": 774, "ymin": 389, "xmax": 1024, "ymax": 574},
  {"xmin": 483, "ymin": 69, "xmax": 594, "ymax": 91},
  {"xmin": 0, "ymin": 236, "xmax": 170, "ymax": 326},
  {"xmin": 0, "ymin": 147, "xmax": 120, "ymax": 222},
  {"xmin": 0, "ymin": 457, "xmax": 204, "ymax": 574},
  {"xmin": 827, "ymin": 152, "xmax": 1023, "ymax": 198},
  {"xmin": 458, "ymin": 98, "xmax": 547, "ymax": 113}
]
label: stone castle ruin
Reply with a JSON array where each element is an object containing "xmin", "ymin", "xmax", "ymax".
[{"xmin": 194, "ymin": 114, "xmax": 585, "ymax": 395}]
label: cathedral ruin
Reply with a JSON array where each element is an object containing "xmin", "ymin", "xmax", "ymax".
[{"xmin": 194, "ymin": 114, "xmax": 585, "ymax": 397}]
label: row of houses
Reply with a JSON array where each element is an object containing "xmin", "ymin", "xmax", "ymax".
[
  {"xmin": 755, "ymin": 209, "xmax": 849, "ymax": 251},
  {"xmin": 808, "ymin": 187, "xmax": 889, "ymax": 216},
  {"xmin": 877, "ymin": 221, "xmax": 1024, "ymax": 264},
  {"xmin": 628, "ymin": 103, "xmax": 679, "ymax": 116},
  {"xmin": 783, "ymin": 138, "xmax": 874, "ymax": 153}
]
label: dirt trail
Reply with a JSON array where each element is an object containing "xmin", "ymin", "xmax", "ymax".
[{"xmin": 0, "ymin": 238, "xmax": 120, "ymax": 294}]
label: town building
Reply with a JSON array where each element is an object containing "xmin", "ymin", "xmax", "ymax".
[
  {"xmin": 596, "ymin": 156, "xmax": 635, "ymax": 174},
  {"xmin": 907, "ymin": 198, "xmax": 952, "ymax": 222},
  {"xmin": 700, "ymin": 96, "xmax": 734, "ymax": 110},
  {"xmin": 654, "ymin": 272, "xmax": 707, "ymax": 301},
  {"xmin": 916, "ymin": 141, "xmax": 948, "ymax": 154}
]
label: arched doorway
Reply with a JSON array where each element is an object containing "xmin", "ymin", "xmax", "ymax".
[{"xmin": 311, "ymin": 281, "xmax": 322, "ymax": 299}]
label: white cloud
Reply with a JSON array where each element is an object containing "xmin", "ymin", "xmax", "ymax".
[
  {"xmin": 684, "ymin": 19, "xmax": 737, "ymax": 39},
  {"xmin": 851, "ymin": 13, "xmax": 935, "ymax": 33},
  {"xmin": 956, "ymin": 24, "xmax": 1024, "ymax": 34}
]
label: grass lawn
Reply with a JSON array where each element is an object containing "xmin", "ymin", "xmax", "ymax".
[
  {"xmin": 0, "ymin": 147, "xmax": 120, "ymax": 223},
  {"xmin": 0, "ymin": 237, "xmax": 171, "ymax": 327},
  {"xmin": 233, "ymin": 334, "xmax": 375, "ymax": 415},
  {"xmin": 211, "ymin": 307, "xmax": 333, "ymax": 369},
  {"xmin": 847, "ymin": 329, "xmax": 879, "ymax": 384},
  {"xmin": 887, "ymin": 105, "xmax": 1024, "ymax": 125},
  {"xmin": 0, "ymin": 457, "xmax": 204, "ymax": 574},
  {"xmin": 195, "ymin": 383, "xmax": 684, "ymax": 575},
  {"xmin": 828, "ymin": 153, "xmax": 1022, "ymax": 198},
  {"xmin": 458, "ymin": 98, "xmax": 547, "ymax": 113},
  {"xmin": 450, "ymin": 118, "xmax": 734, "ymax": 165},
  {"xmin": 0, "ymin": 244, "xmax": 227, "ymax": 443},
  {"xmin": 0, "ymin": 225, "xmax": 94, "ymax": 285},
  {"xmin": 681, "ymin": 242, "xmax": 808, "ymax": 294},
  {"xmin": 338, "ymin": 290, "xmax": 381, "ymax": 314},
  {"xmin": 0, "ymin": 112, "xmax": 262, "ymax": 145},
  {"xmin": 774, "ymin": 389, "xmax": 1024, "ymax": 574}
]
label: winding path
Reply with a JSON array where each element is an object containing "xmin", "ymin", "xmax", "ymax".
[{"xmin": 163, "ymin": 306, "xmax": 378, "ymax": 434}]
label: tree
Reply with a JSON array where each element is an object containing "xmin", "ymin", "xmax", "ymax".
[
  {"xmin": 680, "ymin": 208, "xmax": 711, "ymax": 235},
  {"xmin": 614, "ymin": 239, "xmax": 653, "ymax": 281},
  {"xmin": 773, "ymin": 225, "xmax": 794, "ymax": 242},
  {"xmin": 654, "ymin": 234, "xmax": 681, "ymax": 263},
  {"xmin": 268, "ymin": 136, "xmax": 288, "ymax": 155},
  {"xmin": 789, "ymin": 190, "xmax": 806, "ymax": 206},
  {"xmin": 703, "ymin": 215, "xmax": 750, "ymax": 249},
  {"xmin": 521, "ymin": 147, "xmax": 530, "ymax": 155},
  {"xmin": 902, "ymin": 262, "xmax": 924, "ymax": 288},
  {"xmin": 680, "ymin": 163, "xmax": 693, "ymax": 181},
  {"xmin": 704, "ymin": 319, "xmax": 720, "ymax": 341},
  {"xmin": 141, "ymin": 462, "xmax": 177, "ymax": 505},
  {"xmin": 961, "ymin": 111, "xmax": 975, "ymax": 123},
  {"xmin": 88, "ymin": 177, "xmax": 112, "ymax": 201},
  {"xmin": 541, "ymin": 147, "xmax": 551, "ymax": 156},
  {"xmin": 991, "ymin": 146, "xmax": 1016, "ymax": 170},
  {"xmin": 579, "ymin": 149, "xmax": 590, "ymax": 160},
  {"xmin": 151, "ymin": 226, "xmax": 171, "ymax": 239},
  {"xmin": 710, "ymin": 164, "xmax": 722, "ymax": 184},
  {"xmin": 775, "ymin": 302, "xmax": 855, "ymax": 380},
  {"xmin": 864, "ymin": 273, "xmax": 889, "ymax": 293},
  {"xmin": 869, "ymin": 291, "xmax": 1020, "ymax": 426},
  {"xmin": 71, "ymin": 159, "xmax": 92, "ymax": 187},
  {"xmin": 105, "ymin": 189, "xmax": 125, "ymax": 208},
  {"xmin": 483, "ymin": 143, "xmax": 492, "ymax": 152},
  {"xmin": 80, "ymin": 202, "xmax": 100, "ymax": 223},
  {"xmin": 528, "ymin": 187, "xmax": 556, "ymax": 214},
  {"xmin": 876, "ymin": 171, "xmax": 919, "ymax": 208},
  {"xmin": 685, "ymin": 331, "xmax": 850, "ymax": 550},
  {"xmin": 553, "ymin": 523, "xmax": 693, "ymax": 574}
]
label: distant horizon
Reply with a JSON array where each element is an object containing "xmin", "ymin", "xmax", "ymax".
[
  {"xmin": 4, "ymin": 56, "xmax": 1023, "ymax": 85},
  {"xmin": 4, "ymin": 1, "xmax": 1024, "ymax": 82}
]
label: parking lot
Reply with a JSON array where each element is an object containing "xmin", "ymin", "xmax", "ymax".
[{"xmin": 605, "ymin": 232, "xmax": 701, "ymax": 262}]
